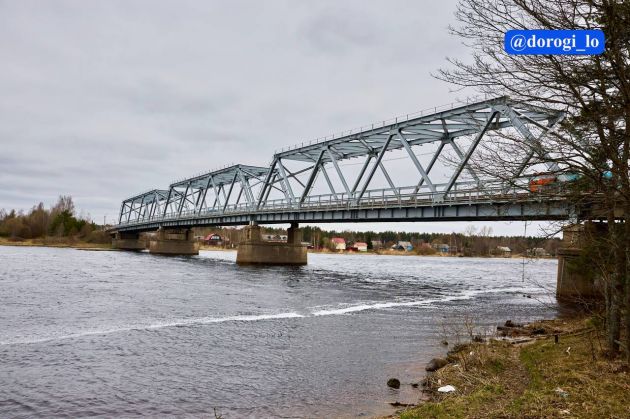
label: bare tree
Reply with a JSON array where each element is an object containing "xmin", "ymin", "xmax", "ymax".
[
  {"xmin": 51, "ymin": 195, "xmax": 75, "ymax": 216},
  {"xmin": 438, "ymin": 0, "xmax": 629, "ymax": 357}
]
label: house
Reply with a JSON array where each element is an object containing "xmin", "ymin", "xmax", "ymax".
[
  {"xmin": 204, "ymin": 233, "xmax": 223, "ymax": 246},
  {"xmin": 330, "ymin": 237, "xmax": 346, "ymax": 250},
  {"xmin": 371, "ymin": 240, "xmax": 383, "ymax": 249},
  {"xmin": 432, "ymin": 243, "xmax": 450, "ymax": 253},
  {"xmin": 527, "ymin": 247, "xmax": 548, "ymax": 257},
  {"xmin": 392, "ymin": 241, "xmax": 413, "ymax": 251},
  {"xmin": 351, "ymin": 242, "xmax": 368, "ymax": 252},
  {"xmin": 496, "ymin": 246, "xmax": 512, "ymax": 257},
  {"xmin": 262, "ymin": 234, "xmax": 287, "ymax": 242}
]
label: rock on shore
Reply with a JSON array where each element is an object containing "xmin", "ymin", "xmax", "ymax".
[{"xmin": 425, "ymin": 357, "xmax": 448, "ymax": 372}]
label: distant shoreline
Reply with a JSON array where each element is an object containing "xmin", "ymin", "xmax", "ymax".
[
  {"xmin": 0, "ymin": 239, "xmax": 557, "ymax": 260},
  {"xmin": 0, "ymin": 237, "xmax": 112, "ymax": 250}
]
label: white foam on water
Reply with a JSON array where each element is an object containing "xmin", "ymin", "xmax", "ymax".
[
  {"xmin": 0, "ymin": 312, "xmax": 304, "ymax": 346},
  {"xmin": 310, "ymin": 286, "xmax": 545, "ymax": 316},
  {"xmin": 1, "ymin": 286, "xmax": 545, "ymax": 346}
]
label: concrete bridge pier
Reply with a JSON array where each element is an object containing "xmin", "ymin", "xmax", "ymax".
[
  {"xmin": 112, "ymin": 231, "xmax": 146, "ymax": 250},
  {"xmin": 556, "ymin": 222, "xmax": 606, "ymax": 302},
  {"xmin": 149, "ymin": 228, "xmax": 199, "ymax": 255},
  {"xmin": 236, "ymin": 222, "xmax": 307, "ymax": 265}
]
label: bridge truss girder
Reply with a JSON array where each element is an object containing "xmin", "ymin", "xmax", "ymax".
[
  {"xmin": 116, "ymin": 96, "xmax": 566, "ymax": 227},
  {"xmin": 118, "ymin": 189, "xmax": 170, "ymax": 224},
  {"xmin": 158, "ymin": 164, "xmax": 272, "ymax": 221},
  {"xmin": 256, "ymin": 96, "xmax": 563, "ymax": 210}
]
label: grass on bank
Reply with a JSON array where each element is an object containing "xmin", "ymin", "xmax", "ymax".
[{"xmin": 400, "ymin": 317, "xmax": 630, "ymax": 419}]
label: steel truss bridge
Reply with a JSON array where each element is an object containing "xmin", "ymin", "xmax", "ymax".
[{"xmin": 114, "ymin": 96, "xmax": 573, "ymax": 233}]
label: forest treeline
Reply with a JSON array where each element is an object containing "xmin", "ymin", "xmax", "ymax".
[{"xmin": 0, "ymin": 196, "xmax": 109, "ymax": 243}]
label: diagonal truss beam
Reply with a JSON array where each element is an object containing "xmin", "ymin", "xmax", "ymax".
[
  {"xmin": 442, "ymin": 111, "xmax": 499, "ymax": 198},
  {"xmin": 320, "ymin": 165, "xmax": 339, "ymax": 200},
  {"xmin": 356, "ymin": 134, "xmax": 395, "ymax": 201},
  {"xmin": 326, "ymin": 148, "xmax": 352, "ymax": 198},
  {"xmin": 397, "ymin": 129, "xmax": 437, "ymax": 193},
  {"xmin": 276, "ymin": 158, "xmax": 295, "ymax": 205},
  {"xmin": 300, "ymin": 149, "xmax": 326, "ymax": 205}
]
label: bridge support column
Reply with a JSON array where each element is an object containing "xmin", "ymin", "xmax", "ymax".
[
  {"xmin": 236, "ymin": 222, "xmax": 307, "ymax": 265},
  {"xmin": 112, "ymin": 231, "xmax": 146, "ymax": 250},
  {"xmin": 556, "ymin": 222, "xmax": 606, "ymax": 303},
  {"xmin": 149, "ymin": 228, "xmax": 199, "ymax": 255}
]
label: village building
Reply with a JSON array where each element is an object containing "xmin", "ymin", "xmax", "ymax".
[
  {"xmin": 262, "ymin": 234, "xmax": 288, "ymax": 242},
  {"xmin": 392, "ymin": 241, "xmax": 413, "ymax": 251},
  {"xmin": 204, "ymin": 233, "xmax": 223, "ymax": 246},
  {"xmin": 527, "ymin": 247, "xmax": 548, "ymax": 257},
  {"xmin": 330, "ymin": 237, "xmax": 346, "ymax": 251},
  {"xmin": 432, "ymin": 243, "xmax": 450, "ymax": 253},
  {"xmin": 351, "ymin": 242, "xmax": 368, "ymax": 252},
  {"xmin": 496, "ymin": 246, "xmax": 512, "ymax": 257}
]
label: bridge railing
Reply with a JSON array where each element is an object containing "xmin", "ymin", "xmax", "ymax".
[{"xmin": 115, "ymin": 177, "xmax": 550, "ymax": 227}]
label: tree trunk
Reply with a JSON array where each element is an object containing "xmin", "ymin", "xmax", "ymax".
[
  {"xmin": 608, "ymin": 213, "xmax": 622, "ymax": 354},
  {"xmin": 624, "ymin": 201, "xmax": 630, "ymax": 362}
]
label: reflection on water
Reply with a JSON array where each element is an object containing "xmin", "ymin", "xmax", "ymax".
[{"xmin": 0, "ymin": 246, "xmax": 558, "ymax": 418}]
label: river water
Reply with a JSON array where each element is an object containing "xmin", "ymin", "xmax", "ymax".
[{"xmin": 0, "ymin": 246, "xmax": 559, "ymax": 418}]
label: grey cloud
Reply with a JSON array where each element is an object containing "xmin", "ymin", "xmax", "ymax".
[{"xmin": 0, "ymin": 0, "xmax": 546, "ymax": 235}]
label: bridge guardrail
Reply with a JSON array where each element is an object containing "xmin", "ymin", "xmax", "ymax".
[{"xmin": 114, "ymin": 180, "xmax": 562, "ymax": 228}]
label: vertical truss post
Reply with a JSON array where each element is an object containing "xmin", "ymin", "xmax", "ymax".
[
  {"xmin": 397, "ymin": 129, "xmax": 437, "ymax": 193},
  {"xmin": 442, "ymin": 111, "xmax": 499, "ymax": 199},
  {"xmin": 326, "ymin": 148, "xmax": 352, "ymax": 198},
  {"xmin": 299, "ymin": 149, "xmax": 326, "ymax": 206},
  {"xmin": 356, "ymin": 133, "xmax": 394, "ymax": 202}
]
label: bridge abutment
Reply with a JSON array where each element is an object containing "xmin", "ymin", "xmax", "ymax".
[
  {"xmin": 149, "ymin": 228, "xmax": 199, "ymax": 255},
  {"xmin": 236, "ymin": 222, "xmax": 307, "ymax": 265},
  {"xmin": 556, "ymin": 222, "xmax": 606, "ymax": 303},
  {"xmin": 112, "ymin": 232, "xmax": 146, "ymax": 250}
]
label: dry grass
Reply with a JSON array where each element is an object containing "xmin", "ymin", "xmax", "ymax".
[
  {"xmin": 399, "ymin": 317, "xmax": 630, "ymax": 418},
  {"xmin": 0, "ymin": 237, "xmax": 112, "ymax": 249}
]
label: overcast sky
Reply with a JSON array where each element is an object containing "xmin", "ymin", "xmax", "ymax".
[{"xmin": 0, "ymin": 0, "xmax": 552, "ymax": 236}]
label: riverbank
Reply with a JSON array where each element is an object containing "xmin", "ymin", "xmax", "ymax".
[
  {"xmin": 0, "ymin": 237, "xmax": 111, "ymax": 249},
  {"xmin": 394, "ymin": 315, "xmax": 629, "ymax": 418}
]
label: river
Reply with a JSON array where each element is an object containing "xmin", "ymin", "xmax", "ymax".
[{"xmin": 0, "ymin": 246, "xmax": 559, "ymax": 418}]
